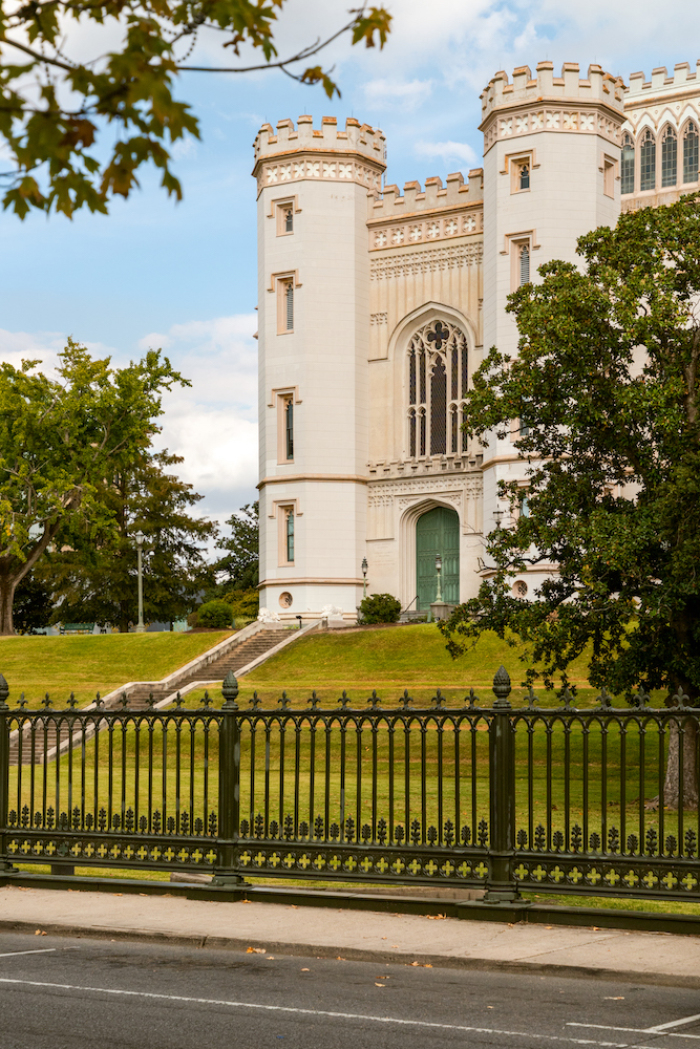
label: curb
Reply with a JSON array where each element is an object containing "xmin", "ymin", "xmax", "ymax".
[{"xmin": 2, "ymin": 918, "xmax": 700, "ymax": 988}]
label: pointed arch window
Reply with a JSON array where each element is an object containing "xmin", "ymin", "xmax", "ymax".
[
  {"xmin": 621, "ymin": 132, "xmax": 635, "ymax": 195},
  {"xmin": 661, "ymin": 125, "xmax": 678, "ymax": 187},
  {"xmin": 406, "ymin": 320, "xmax": 469, "ymax": 460},
  {"xmin": 683, "ymin": 121, "xmax": 699, "ymax": 184},
  {"xmin": 640, "ymin": 129, "xmax": 656, "ymax": 191}
]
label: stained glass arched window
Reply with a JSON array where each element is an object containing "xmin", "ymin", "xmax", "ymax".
[
  {"xmin": 621, "ymin": 132, "xmax": 635, "ymax": 195},
  {"xmin": 639, "ymin": 129, "xmax": 656, "ymax": 191},
  {"xmin": 683, "ymin": 121, "xmax": 699, "ymax": 184},
  {"xmin": 406, "ymin": 320, "xmax": 469, "ymax": 459},
  {"xmin": 661, "ymin": 125, "xmax": 678, "ymax": 188}
]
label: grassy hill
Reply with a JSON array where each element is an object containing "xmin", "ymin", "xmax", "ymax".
[
  {"xmin": 230, "ymin": 623, "xmax": 601, "ymax": 709},
  {"xmin": 0, "ymin": 631, "xmax": 231, "ymax": 708}
]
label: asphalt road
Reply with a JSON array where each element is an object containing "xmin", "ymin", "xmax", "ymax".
[{"xmin": 1, "ymin": 931, "xmax": 700, "ymax": 1048}]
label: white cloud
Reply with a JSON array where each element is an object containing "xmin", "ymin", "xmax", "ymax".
[
  {"xmin": 145, "ymin": 313, "xmax": 259, "ymax": 516},
  {"xmin": 363, "ymin": 78, "xmax": 432, "ymax": 109},
  {"xmin": 414, "ymin": 140, "xmax": 479, "ymax": 168}
]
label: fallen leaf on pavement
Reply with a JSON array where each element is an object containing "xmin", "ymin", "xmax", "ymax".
[
  {"xmin": 604, "ymin": 997, "xmax": 624, "ymax": 1001},
  {"xmin": 301, "ymin": 968, "xmax": 310, "ymax": 972},
  {"xmin": 375, "ymin": 983, "xmax": 385, "ymax": 987},
  {"xmin": 247, "ymin": 947, "xmax": 266, "ymax": 954},
  {"xmin": 426, "ymin": 914, "xmax": 446, "ymax": 920}
]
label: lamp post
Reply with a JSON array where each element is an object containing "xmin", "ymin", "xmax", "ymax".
[
  {"xmin": 134, "ymin": 531, "xmax": 145, "ymax": 633},
  {"xmin": 361, "ymin": 557, "xmax": 368, "ymax": 599},
  {"xmin": 493, "ymin": 508, "xmax": 503, "ymax": 529},
  {"xmin": 435, "ymin": 554, "xmax": 443, "ymax": 604}
]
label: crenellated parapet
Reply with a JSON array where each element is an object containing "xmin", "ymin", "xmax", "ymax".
[
  {"xmin": 367, "ymin": 170, "xmax": 483, "ymax": 251},
  {"xmin": 253, "ymin": 115, "xmax": 386, "ymax": 197},
  {"xmin": 627, "ymin": 61, "xmax": 700, "ymax": 97},
  {"xmin": 480, "ymin": 61, "xmax": 625, "ymax": 154},
  {"xmin": 624, "ymin": 61, "xmax": 700, "ymax": 137}
]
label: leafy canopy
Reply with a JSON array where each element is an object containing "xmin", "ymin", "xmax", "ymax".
[
  {"xmin": 0, "ymin": 339, "xmax": 186, "ymax": 633},
  {"xmin": 440, "ymin": 195, "xmax": 700, "ymax": 703},
  {"xmin": 0, "ymin": 1, "xmax": 392, "ymax": 217},
  {"xmin": 41, "ymin": 448, "xmax": 216, "ymax": 631},
  {"xmin": 213, "ymin": 500, "xmax": 258, "ymax": 592}
]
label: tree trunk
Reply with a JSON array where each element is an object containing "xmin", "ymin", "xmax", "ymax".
[
  {"xmin": 662, "ymin": 718, "xmax": 699, "ymax": 811},
  {"xmin": 0, "ymin": 573, "xmax": 15, "ymax": 635}
]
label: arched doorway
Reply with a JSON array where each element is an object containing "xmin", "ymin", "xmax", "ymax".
[{"xmin": 416, "ymin": 506, "xmax": 459, "ymax": 610}]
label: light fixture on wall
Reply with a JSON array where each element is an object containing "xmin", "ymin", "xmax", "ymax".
[
  {"xmin": 361, "ymin": 557, "xmax": 368, "ymax": 599},
  {"xmin": 493, "ymin": 508, "xmax": 504, "ymax": 529},
  {"xmin": 435, "ymin": 554, "xmax": 443, "ymax": 603}
]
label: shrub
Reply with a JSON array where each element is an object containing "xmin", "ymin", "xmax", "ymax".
[
  {"xmin": 358, "ymin": 593, "xmax": 401, "ymax": 625},
  {"xmin": 197, "ymin": 599, "xmax": 234, "ymax": 629}
]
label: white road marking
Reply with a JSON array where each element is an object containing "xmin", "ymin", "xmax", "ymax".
[
  {"xmin": 0, "ymin": 949, "xmax": 58, "ymax": 959},
  {"xmin": 568, "ymin": 1023, "xmax": 700, "ymax": 1041},
  {"xmin": 649, "ymin": 1015, "xmax": 700, "ymax": 1034},
  {"xmin": 0, "ymin": 977, "xmax": 632, "ymax": 1046}
]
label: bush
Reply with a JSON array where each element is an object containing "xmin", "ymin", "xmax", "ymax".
[
  {"xmin": 197, "ymin": 599, "xmax": 234, "ymax": 629},
  {"xmin": 358, "ymin": 593, "xmax": 401, "ymax": 625}
]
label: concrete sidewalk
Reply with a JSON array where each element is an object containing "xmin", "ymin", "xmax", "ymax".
[{"xmin": 1, "ymin": 883, "xmax": 699, "ymax": 987}]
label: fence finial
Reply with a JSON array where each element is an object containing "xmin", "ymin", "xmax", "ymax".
[
  {"xmin": 222, "ymin": 670, "xmax": 239, "ymax": 709},
  {"xmin": 492, "ymin": 665, "xmax": 512, "ymax": 707},
  {"xmin": 0, "ymin": 673, "xmax": 8, "ymax": 709}
]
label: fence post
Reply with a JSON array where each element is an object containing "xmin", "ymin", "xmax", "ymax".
[
  {"xmin": 484, "ymin": 665, "xmax": 519, "ymax": 903},
  {"xmin": 0, "ymin": 674, "xmax": 16, "ymax": 875},
  {"xmin": 212, "ymin": 671, "xmax": 245, "ymax": 886}
]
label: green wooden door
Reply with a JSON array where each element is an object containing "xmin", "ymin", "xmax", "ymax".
[{"xmin": 416, "ymin": 506, "xmax": 460, "ymax": 610}]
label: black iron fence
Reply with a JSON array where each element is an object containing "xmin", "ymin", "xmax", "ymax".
[{"xmin": 1, "ymin": 668, "xmax": 699, "ymax": 904}]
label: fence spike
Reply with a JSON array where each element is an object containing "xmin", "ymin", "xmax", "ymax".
[{"xmin": 222, "ymin": 671, "xmax": 239, "ymax": 709}]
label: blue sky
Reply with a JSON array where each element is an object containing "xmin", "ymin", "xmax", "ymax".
[{"xmin": 2, "ymin": 0, "xmax": 699, "ymax": 537}]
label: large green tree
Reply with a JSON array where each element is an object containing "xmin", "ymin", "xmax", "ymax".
[
  {"xmin": 440, "ymin": 196, "xmax": 700, "ymax": 802},
  {"xmin": 0, "ymin": 1, "xmax": 391, "ymax": 217},
  {"xmin": 42, "ymin": 449, "xmax": 216, "ymax": 631},
  {"xmin": 214, "ymin": 500, "xmax": 258, "ymax": 591},
  {"xmin": 0, "ymin": 339, "xmax": 186, "ymax": 633}
]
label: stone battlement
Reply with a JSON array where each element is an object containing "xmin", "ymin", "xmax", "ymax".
[
  {"xmin": 254, "ymin": 116, "xmax": 386, "ymax": 167},
  {"xmin": 627, "ymin": 61, "xmax": 700, "ymax": 98},
  {"xmin": 369, "ymin": 170, "xmax": 483, "ymax": 220},
  {"xmin": 481, "ymin": 61, "xmax": 625, "ymax": 121}
]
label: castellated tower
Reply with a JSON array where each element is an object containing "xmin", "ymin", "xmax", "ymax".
[
  {"xmin": 253, "ymin": 116, "xmax": 386, "ymax": 620},
  {"xmin": 479, "ymin": 62, "xmax": 625, "ymax": 599}
]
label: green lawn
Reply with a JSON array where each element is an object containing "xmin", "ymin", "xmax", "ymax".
[
  {"xmin": 0, "ymin": 632, "xmax": 231, "ymax": 709},
  {"xmin": 186, "ymin": 623, "xmax": 651, "ymax": 710}
]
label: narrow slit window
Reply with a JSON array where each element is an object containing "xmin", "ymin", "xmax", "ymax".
[
  {"xmin": 430, "ymin": 357, "xmax": 447, "ymax": 456},
  {"xmin": 519, "ymin": 163, "xmax": 530, "ymax": 190},
  {"xmin": 409, "ymin": 409, "xmax": 416, "ymax": 458},
  {"xmin": 285, "ymin": 399, "xmax": 294, "ymax": 460},
  {"xmin": 684, "ymin": 121, "xmax": 699, "ymax": 183},
  {"xmin": 621, "ymin": 132, "xmax": 635, "ymax": 194},
  {"xmin": 285, "ymin": 283, "xmax": 294, "ymax": 331},
  {"xmin": 450, "ymin": 406, "xmax": 458, "ymax": 454},
  {"xmin": 519, "ymin": 244, "xmax": 530, "ymax": 286},
  {"xmin": 286, "ymin": 509, "xmax": 294, "ymax": 563},
  {"xmin": 284, "ymin": 207, "xmax": 293, "ymax": 233},
  {"xmin": 419, "ymin": 409, "xmax": 426, "ymax": 457},
  {"xmin": 661, "ymin": 126, "xmax": 677, "ymax": 188},
  {"xmin": 640, "ymin": 129, "xmax": 656, "ymax": 191}
]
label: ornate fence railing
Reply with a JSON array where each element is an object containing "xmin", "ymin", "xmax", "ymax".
[{"xmin": 1, "ymin": 667, "xmax": 699, "ymax": 904}]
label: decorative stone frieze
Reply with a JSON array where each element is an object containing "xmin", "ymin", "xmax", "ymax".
[
  {"xmin": 369, "ymin": 211, "xmax": 482, "ymax": 251},
  {"xmin": 370, "ymin": 244, "xmax": 483, "ymax": 281}
]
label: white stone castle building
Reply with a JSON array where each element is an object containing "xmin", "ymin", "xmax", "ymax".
[{"xmin": 253, "ymin": 60, "xmax": 700, "ymax": 621}]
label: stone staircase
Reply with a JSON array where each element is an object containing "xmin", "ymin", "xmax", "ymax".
[
  {"xmin": 9, "ymin": 628, "xmax": 299, "ymax": 762},
  {"xmin": 125, "ymin": 629, "xmax": 286, "ymax": 710}
]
